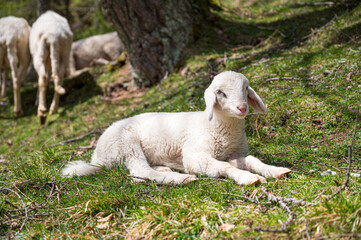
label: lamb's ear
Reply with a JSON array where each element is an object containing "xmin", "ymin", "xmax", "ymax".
[
  {"xmin": 204, "ymin": 87, "xmax": 216, "ymax": 121},
  {"xmin": 248, "ymin": 87, "xmax": 267, "ymax": 114}
]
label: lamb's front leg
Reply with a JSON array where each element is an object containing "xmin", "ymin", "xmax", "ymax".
[
  {"xmin": 228, "ymin": 155, "xmax": 291, "ymax": 179},
  {"xmin": 182, "ymin": 151, "xmax": 265, "ymax": 185}
]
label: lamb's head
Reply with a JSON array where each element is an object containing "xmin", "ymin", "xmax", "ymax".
[{"xmin": 204, "ymin": 71, "xmax": 267, "ymax": 121}]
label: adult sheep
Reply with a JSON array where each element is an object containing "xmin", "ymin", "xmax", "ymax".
[
  {"xmin": 0, "ymin": 16, "xmax": 31, "ymax": 116},
  {"xmin": 62, "ymin": 71, "xmax": 291, "ymax": 185},
  {"xmin": 30, "ymin": 11, "xmax": 73, "ymax": 124}
]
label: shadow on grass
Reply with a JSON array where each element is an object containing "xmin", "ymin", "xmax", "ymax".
[
  {"xmin": 196, "ymin": 0, "xmax": 360, "ymax": 56},
  {"xmin": 0, "ymin": 70, "xmax": 102, "ymax": 121}
]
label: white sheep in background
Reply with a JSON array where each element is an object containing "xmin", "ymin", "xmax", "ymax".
[
  {"xmin": 62, "ymin": 71, "xmax": 291, "ymax": 185},
  {"xmin": 69, "ymin": 32, "xmax": 124, "ymax": 76},
  {"xmin": 0, "ymin": 16, "xmax": 31, "ymax": 116},
  {"xmin": 30, "ymin": 11, "xmax": 73, "ymax": 124}
]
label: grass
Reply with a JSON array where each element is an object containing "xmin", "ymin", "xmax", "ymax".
[{"xmin": 1, "ymin": 0, "xmax": 361, "ymax": 239}]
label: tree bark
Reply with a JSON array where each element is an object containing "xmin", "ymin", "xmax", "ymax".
[
  {"xmin": 100, "ymin": 0, "xmax": 210, "ymax": 88},
  {"xmin": 37, "ymin": 0, "xmax": 52, "ymax": 16}
]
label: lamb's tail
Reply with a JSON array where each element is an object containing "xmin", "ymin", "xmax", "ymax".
[{"xmin": 62, "ymin": 160, "xmax": 101, "ymax": 177}]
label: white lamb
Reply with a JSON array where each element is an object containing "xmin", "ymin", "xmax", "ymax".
[
  {"xmin": 0, "ymin": 16, "xmax": 31, "ymax": 116},
  {"xmin": 30, "ymin": 11, "xmax": 73, "ymax": 124},
  {"xmin": 69, "ymin": 32, "xmax": 124, "ymax": 77},
  {"xmin": 62, "ymin": 71, "xmax": 291, "ymax": 185}
]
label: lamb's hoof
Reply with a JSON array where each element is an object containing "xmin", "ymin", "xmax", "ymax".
[
  {"xmin": 248, "ymin": 178, "xmax": 260, "ymax": 186},
  {"xmin": 15, "ymin": 109, "xmax": 24, "ymax": 117},
  {"xmin": 38, "ymin": 113, "xmax": 47, "ymax": 125},
  {"xmin": 258, "ymin": 176, "xmax": 267, "ymax": 183},
  {"xmin": 183, "ymin": 175, "xmax": 198, "ymax": 184},
  {"xmin": 248, "ymin": 176, "xmax": 266, "ymax": 186},
  {"xmin": 276, "ymin": 168, "xmax": 292, "ymax": 179}
]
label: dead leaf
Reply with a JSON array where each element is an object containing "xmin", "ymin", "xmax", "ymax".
[
  {"xmin": 200, "ymin": 228, "xmax": 209, "ymax": 238},
  {"xmin": 219, "ymin": 223, "xmax": 235, "ymax": 232},
  {"xmin": 96, "ymin": 221, "xmax": 116, "ymax": 229},
  {"xmin": 89, "ymin": 138, "xmax": 97, "ymax": 147},
  {"xmin": 0, "ymin": 159, "xmax": 9, "ymax": 164},
  {"xmin": 98, "ymin": 213, "xmax": 113, "ymax": 222},
  {"xmin": 96, "ymin": 213, "xmax": 116, "ymax": 229}
]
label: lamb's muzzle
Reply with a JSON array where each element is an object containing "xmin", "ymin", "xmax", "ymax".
[{"xmin": 62, "ymin": 71, "xmax": 291, "ymax": 185}]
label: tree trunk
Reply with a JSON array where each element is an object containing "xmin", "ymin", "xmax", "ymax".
[
  {"xmin": 37, "ymin": 0, "xmax": 52, "ymax": 16},
  {"xmin": 100, "ymin": 0, "xmax": 210, "ymax": 88}
]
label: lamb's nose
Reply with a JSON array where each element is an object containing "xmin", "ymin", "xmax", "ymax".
[{"xmin": 237, "ymin": 106, "xmax": 247, "ymax": 113}]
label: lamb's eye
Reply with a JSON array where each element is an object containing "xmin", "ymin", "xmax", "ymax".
[
  {"xmin": 246, "ymin": 86, "xmax": 249, "ymax": 91},
  {"xmin": 216, "ymin": 89, "xmax": 226, "ymax": 98}
]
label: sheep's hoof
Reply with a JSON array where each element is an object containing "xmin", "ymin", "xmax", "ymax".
[
  {"xmin": 49, "ymin": 109, "xmax": 57, "ymax": 115},
  {"xmin": 38, "ymin": 113, "xmax": 47, "ymax": 125},
  {"xmin": 276, "ymin": 169, "xmax": 292, "ymax": 179},
  {"xmin": 55, "ymin": 86, "xmax": 66, "ymax": 95},
  {"xmin": 15, "ymin": 109, "xmax": 24, "ymax": 117}
]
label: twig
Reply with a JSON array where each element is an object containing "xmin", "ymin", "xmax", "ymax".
[
  {"xmin": 315, "ymin": 233, "xmax": 361, "ymax": 240},
  {"xmin": 251, "ymin": 74, "xmax": 277, "ymax": 79},
  {"xmin": 50, "ymin": 129, "xmax": 103, "ymax": 147},
  {"xmin": 254, "ymin": 186, "xmax": 294, "ymax": 232},
  {"xmin": 305, "ymin": 218, "xmax": 311, "ymax": 240},
  {"xmin": 302, "ymin": 15, "xmax": 337, "ymax": 40},
  {"xmin": 295, "ymin": 2, "xmax": 335, "ymax": 7},
  {"xmin": 265, "ymin": 77, "xmax": 311, "ymax": 82},
  {"xmin": 211, "ymin": 54, "xmax": 245, "ymax": 68},
  {"xmin": 221, "ymin": 192, "xmax": 272, "ymax": 205},
  {"xmin": 4, "ymin": 188, "xmax": 28, "ymax": 236}
]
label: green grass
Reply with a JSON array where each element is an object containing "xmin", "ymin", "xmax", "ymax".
[{"xmin": 1, "ymin": 0, "xmax": 361, "ymax": 239}]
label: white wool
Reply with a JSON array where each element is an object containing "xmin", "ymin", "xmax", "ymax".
[
  {"xmin": 62, "ymin": 71, "xmax": 291, "ymax": 185},
  {"xmin": 61, "ymin": 161, "xmax": 102, "ymax": 177}
]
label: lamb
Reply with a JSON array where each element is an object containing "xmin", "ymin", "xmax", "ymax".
[
  {"xmin": 68, "ymin": 32, "xmax": 124, "ymax": 77},
  {"xmin": 62, "ymin": 71, "xmax": 291, "ymax": 185},
  {"xmin": 30, "ymin": 11, "xmax": 73, "ymax": 124},
  {"xmin": 0, "ymin": 16, "xmax": 31, "ymax": 116}
]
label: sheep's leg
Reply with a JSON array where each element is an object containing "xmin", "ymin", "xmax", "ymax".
[
  {"xmin": 0, "ymin": 47, "xmax": 6, "ymax": 98},
  {"xmin": 49, "ymin": 45, "xmax": 66, "ymax": 115},
  {"xmin": 92, "ymin": 127, "xmax": 197, "ymax": 184},
  {"xmin": 7, "ymin": 44, "xmax": 23, "ymax": 116},
  {"xmin": 125, "ymin": 149, "xmax": 196, "ymax": 184},
  {"xmin": 37, "ymin": 67, "xmax": 48, "ymax": 124},
  {"xmin": 49, "ymin": 70, "xmax": 65, "ymax": 114},
  {"xmin": 182, "ymin": 151, "xmax": 265, "ymax": 186},
  {"xmin": 152, "ymin": 166, "xmax": 173, "ymax": 172},
  {"xmin": 49, "ymin": 73, "xmax": 61, "ymax": 115},
  {"xmin": 32, "ymin": 45, "xmax": 49, "ymax": 124},
  {"xmin": 0, "ymin": 71, "xmax": 6, "ymax": 98},
  {"xmin": 91, "ymin": 58, "xmax": 110, "ymax": 66},
  {"xmin": 228, "ymin": 155, "xmax": 292, "ymax": 179}
]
